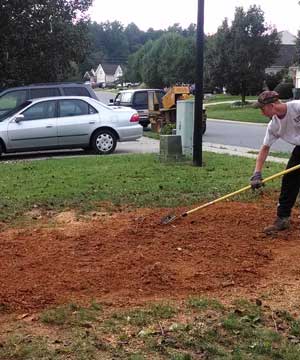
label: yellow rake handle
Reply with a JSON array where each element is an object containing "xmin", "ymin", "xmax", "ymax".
[{"xmin": 185, "ymin": 164, "xmax": 300, "ymax": 216}]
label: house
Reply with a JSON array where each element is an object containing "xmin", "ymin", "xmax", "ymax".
[
  {"xmin": 83, "ymin": 69, "xmax": 96, "ymax": 84},
  {"xmin": 265, "ymin": 31, "xmax": 297, "ymax": 74},
  {"xmin": 83, "ymin": 69, "xmax": 95, "ymax": 79},
  {"xmin": 94, "ymin": 63, "xmax": 123, "ymax": 86}
]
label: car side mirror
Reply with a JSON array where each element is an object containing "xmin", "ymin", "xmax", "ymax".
[
  {"xmin": 14, "ymin": 114, "xmax": 24, "ymax": 123},
  {"xmin": 115, "ymin": 100, "xmax": 120, "ymax": 106}
]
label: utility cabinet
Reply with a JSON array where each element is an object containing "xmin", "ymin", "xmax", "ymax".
[{"xmin": 176, "ymin": 99, "xmax": 194, "ymax": 156}]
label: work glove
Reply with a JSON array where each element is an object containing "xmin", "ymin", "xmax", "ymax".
[{"xmin": 250, "ymin": 171, "xmax": 264, "ymax": 190}]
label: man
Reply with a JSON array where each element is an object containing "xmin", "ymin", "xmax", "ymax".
[{"xmin": 250, "ymin": 90, "xmax": 300, "ymax": 234}]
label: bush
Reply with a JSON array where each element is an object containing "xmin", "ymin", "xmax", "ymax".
[
  {"xmin": 274, "ymin": 82, "xmax": 294, "ymax": 99},
  {"xmin": 264, "ymin": 71, "xmax": 284, "ymax": 91},
  {"xmin": 231, "ymin": 100, "xmax": 252, "ymax": 107},
  {"xmin": 161, "ymin": 123, "xmax": 176, "ymax": 135}
]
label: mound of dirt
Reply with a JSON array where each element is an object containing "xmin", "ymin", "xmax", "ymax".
[{"xmin": 0, "ymin": 200, "xmax": 300, "ymax": 312}]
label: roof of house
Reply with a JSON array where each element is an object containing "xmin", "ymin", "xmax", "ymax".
[
  {"xmin": 279, "ymin": 30, "xmax": 296, "ymax": 45},
  {"xmin": 268, "ymin": 31, "xmax": 297, "ymax": 69},
  {"xmin": 101, "ymin": 63, "xmax": 122, "ymax": 75},
  {"xmin": 272, "ymin": 44, "xmax": 297, "ymax": 67},
  {"xmin": 84, "ymin": 70, "xmax": 96, "ymax": 78}
]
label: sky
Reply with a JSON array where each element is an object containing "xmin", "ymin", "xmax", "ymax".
[{"xmin": 89, "ymin": 0, "xmax": 300, "ymax": 36}]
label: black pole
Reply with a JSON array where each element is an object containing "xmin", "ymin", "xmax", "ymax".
[{"xmin": 193, "ymin": 0, "xmax": 204, "ymax": 166}]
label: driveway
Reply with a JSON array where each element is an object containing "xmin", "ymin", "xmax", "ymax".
[
  {"xmin": 0, "ymin": 136, "xmax": 159, "ymax": 162},
  {"xmin": 95, "ymin": 89, "xmax": 116, "ymax": 105}
]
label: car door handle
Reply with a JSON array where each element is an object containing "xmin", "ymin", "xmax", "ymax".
[
  {"xmin": 89, "ymin": 121, "xmax": 96, "ymax": 124},
  {"xmin": 46, "ymin": 125, "xmax": 53, "ymax": 128}
]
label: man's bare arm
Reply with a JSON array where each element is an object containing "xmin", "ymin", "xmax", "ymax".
[{"xmin": 254, "ymin": 145, "xmax": 270, "ymax": 172}]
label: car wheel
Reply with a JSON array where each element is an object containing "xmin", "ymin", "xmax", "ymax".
[
  {"xmin": 0, "ymin": 142, "xmax": 3, "ymax": 156},
  {"xmin": 91, "ymin": 129, "xmax": 117, "ymax": 155}
]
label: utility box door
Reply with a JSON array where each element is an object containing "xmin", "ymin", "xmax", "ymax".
[{"xmin": 176, "ymin": 100, "xmax": 194, "ymax": 155}]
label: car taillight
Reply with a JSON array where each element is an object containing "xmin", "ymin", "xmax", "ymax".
[{"xmin": 130, "ymin": 113, "xmax": 140, "ymax": 122}]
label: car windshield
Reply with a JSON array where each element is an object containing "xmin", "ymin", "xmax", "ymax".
[
  {"xmin": 0, "ymin": 101, "xmax": 31, "ymax": 122},
  {"xmin": 120, "ymin": 92, "xmax": 133, "ymax": 103}
]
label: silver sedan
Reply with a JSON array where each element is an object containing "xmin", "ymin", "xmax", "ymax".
[{"xmin": 0, "ymin": 96, "xmax": 143, "ymax": 155}]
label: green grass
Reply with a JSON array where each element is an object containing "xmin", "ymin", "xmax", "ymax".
[
  {"xmin": 247, "ymin": 150, "xmax": 290, "ymax": 159},
  {"xmin": 143, "ymin": 129, "xmax": 160, "ymax": 140},
  {"xmin": 187, "ymin": 297, "xmax": 224, "ymax": 311},
  {"xmin": 2, "ymin": 298, "xmax": 300, "ymax": 359},
  {"xmin": 94, "ymin": 88, "xmax": 118, "ymax": 94},
  {"xmin": 204, "ymin": 94, "xmax": 257, "ymax": 104},
  {"xmin": 0, "ymin": 334, "xmax": 57, "ymax": 360},
  {"xmin": 0, "ymin": 153, "xmax": 284, "ymax": 221},
  {"xmin": 206, "ymin": 102, "xmax": 268, "ymax": 123},
  {"xmin": 111, "ymin": 303, "xmax": 177, "ymax": 327},
  {"xmin": 40, "ymin": 302, "xmax": 102, "ymax": 326}
]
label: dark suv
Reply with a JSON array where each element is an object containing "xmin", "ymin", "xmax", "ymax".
[
  {"xmin": 111, "ymin": 89, "xmax": 165, "ymax": 128},
  {"xmin": 0, "ymin": 83, "xmax": 98, "ymax": 116}
]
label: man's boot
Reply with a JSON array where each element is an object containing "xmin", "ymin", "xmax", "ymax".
[{"xmin": 263, "ymin": 217, "xmax": 290, "ymax": 235}]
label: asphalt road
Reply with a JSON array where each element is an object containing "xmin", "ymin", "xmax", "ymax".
[
  {"xmin": 205, "ymin": 119, "xmax": 293, "ymax": 152},
  {"xmin": 95, "ymin": 90, "xmax": 293, "ymax": 152},
  {"xmin": 96, "ymin": 89, "xmax": 116, "ymax": 105}
]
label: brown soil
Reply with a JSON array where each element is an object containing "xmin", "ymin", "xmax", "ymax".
[{"xmin": 1, "ymin": 200, "xmax": 300, "ymax": 313}]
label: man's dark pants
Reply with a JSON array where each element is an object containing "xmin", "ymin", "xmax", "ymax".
[{"xmin": 277, "ymin": 145, "xmax": 300, "ymax": 218}]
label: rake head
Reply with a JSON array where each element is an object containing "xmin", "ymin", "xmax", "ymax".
[{"xmin": 160, "ymin": 213, "xmax": 177, "ymax": 225}]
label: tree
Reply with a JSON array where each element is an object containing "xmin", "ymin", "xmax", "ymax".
[
  {"xmin": 97, "ymin": 21, "xmax": 129, "ymax": 62},
  {"xmin": 125, "ymin": 42, "xmax": 153, "ymax": 83},
  {"xmin": 296, "ymin": 30, "xmax": 300, "ymax": 65},
  {"xmin": 125, "ymin": 22, "xmax": 144, "ymax": 54},
  {"xmin": 183, "ymin": 23, "xmax": 197, "ymax": 38},
  {"xmin": 264, "ymin": 69, "xmax": 287, "ymax": 90},
  {"xmin": 143, "ymin": 27, "xmax": 165, "ymax": 43},
  {"xmin": 126, "ymin": 33, "xmax": 196, "ymax": 88},
  {"xmin": 204, "ymin": 19, "xmax": 231, "ymax": 92},
  {"xmin": 156, "ymin": 34, "xmax": 196, "ymax": 86},
  {"xmin": 205, "ymin": 5, "xmax": 280, "ymax": 101},
  {"xmin": 81, "ymin": 21, "xmax": 197, "ymax": 78},
  {"xmin": 0, "ymin": 0, "xmax": 92, "ymax": 86}
]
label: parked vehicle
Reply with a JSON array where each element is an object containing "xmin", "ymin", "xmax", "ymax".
[
  {"xmin": 110, "ymin": 89, "xmax": 165, "ymax": 128},
  {"xmin": 0, "ymin": 83, "xmax": 99, "ymax": 117},
  {"xmin": 0, "ymin": 96, "xmax": 142, "ymax": 155}
]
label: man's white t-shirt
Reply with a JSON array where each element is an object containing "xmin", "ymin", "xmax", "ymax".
[{"xmin": 263, "ymin": 101, "xmax": 300, "ymax": 147}]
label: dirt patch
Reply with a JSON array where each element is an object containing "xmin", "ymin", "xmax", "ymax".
[{"xmin": 0, "ymin": 200, "xmax": 300, "ymax": 312}]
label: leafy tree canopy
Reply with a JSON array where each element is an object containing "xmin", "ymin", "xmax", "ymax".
[
  {"xmin": 126, "ymin": 33, "xmax": 196, "ymax": 88},
  {"xmin": 0, "ymin": 0, "xmax": 92, "ymax": 86},
  {"xmin": 205, "ymin": 5, "xmax": 280, "ymax": 100},
  {"xmin": 81, "ymin": 21, "xmax": 196, "ymax": 75}
]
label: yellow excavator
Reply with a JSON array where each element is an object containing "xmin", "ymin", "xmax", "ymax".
[{"xmin": 148, "ymin": 85, "xmax": 207, "ymax": 133}]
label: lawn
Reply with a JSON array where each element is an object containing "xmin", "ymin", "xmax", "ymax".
[
  {"xmin": 94, "ymin": 88, "xmax": 118, "ymax": 94},
  {"xmin": 0, "ymin": 153, "xmax": 299, "ymax": 360},
  {"xmin": 204, "ymin": 93, "xmax": 257, "ymax": 104},
  {"xmin": 247, "ymin": 150, "xmax": 290, "ymax": 159},
  {"xmin": 206, "ymin": 102, "xmax": 268, "ymax": 123},
  {"xmin": 0, "ymin": 153, "xmax": 283, "ymax": 221},
  {"xmin": 2, "ymin": 299, "xmax": 300, "ymax": 359}
]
